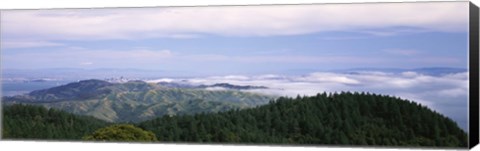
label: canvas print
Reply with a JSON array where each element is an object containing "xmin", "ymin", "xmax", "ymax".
[{"xmin": 0, "ymin": 2, "xmax": 472, "ymax": 148}]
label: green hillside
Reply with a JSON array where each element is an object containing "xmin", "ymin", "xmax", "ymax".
[
  {"xmin": 3, "ymin": 79, "xmax": 273, "ymax": 122},
  {"xmin": 137, "ymin": 92, "xmax": 467, "ymax": 147}
]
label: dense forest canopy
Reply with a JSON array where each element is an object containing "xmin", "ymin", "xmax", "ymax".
[{"xmin": 2, "ymin": 104, "xmax": 110, "ymax": 140}]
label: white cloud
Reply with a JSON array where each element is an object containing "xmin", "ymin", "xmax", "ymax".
[
  {"xmin": 147, "ymin": 78, "xmax": 175, "ymax": 83},
  {"xmin": 1, "ymin": 2, "xmax": 468, "ymax": 42},
  {"xmin": 168, "ymin": 71, "xmax": 468, "ymax": 102},
  {"xmin": 298, "ymin": 72, "xmax": 361, "ymax": 85},
  {"xmin": 221, "ymin": 75, "xmax": 250, "ymax": 81},
  {"xmin": 79, "ymin": 62, "xmax": 93, "ymax": 65},
  {"xmin": 2, "ymin": 40, "xmax": 64, "ymax": 49}
]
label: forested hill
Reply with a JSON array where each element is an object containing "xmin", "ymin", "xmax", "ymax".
[
  {"xmin": 3, "ymin": 79, "xmax": 273, "ymax": 122},
  {"xmin": 2, "ymin": 104, "xmax": 110, "ymax": 140},
  {"xmin": 138, "ymin": 92, "xmax": 467, "ymax": 147}
]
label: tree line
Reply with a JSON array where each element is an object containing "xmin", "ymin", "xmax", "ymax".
[{"xmin": 2, "ymin": 104, "xmax": 109, "ymax": 140}]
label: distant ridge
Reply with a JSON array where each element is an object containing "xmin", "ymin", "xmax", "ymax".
[
  {"xmin": 156, "ymin": 81, "xmax": 268, "ymax": 90},
  {"xmin": 199, "ymin": 83, "xmax": 268, "ymax": 90}
]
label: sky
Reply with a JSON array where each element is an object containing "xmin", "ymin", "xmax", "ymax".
[
  {"xmin": 0, "ymin": 2, "xmax": 469, "ymax": 76},
  {"xmin": 0, "ymin": 2, "xmax": 471, "ymax": 130}
]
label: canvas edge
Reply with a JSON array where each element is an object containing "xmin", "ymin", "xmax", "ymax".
[{"xmin": 469, "ymin": 1, "xmax": 480, "ymax": 149}]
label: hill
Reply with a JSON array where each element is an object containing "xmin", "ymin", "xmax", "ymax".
[
  {"xmin": 137, "ymin": 92, "xmax": 467, "ymax": 147},
  {"xmin": 8, "ymin": 79, "xmax": 114, "ymax": 102},
  {"xmin": 157, "ymin": 81, "xmax": 268, "ymax": 90},
  {"xmin": 3, "ymin": 79, "xmax": 273, "ymax": 122},
  {"xmin": 2, "ymin": 104, "xmax": 110, "ymax": 140}
]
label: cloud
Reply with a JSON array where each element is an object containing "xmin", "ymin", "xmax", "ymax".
[
  {"xmin": 297, "ymin": 72, "xmax": 361, "ymax": 85},
  {"xmin": 2, "ymin": 40, "xmax": 65, "ymax": 49},
  {"xmin": 319, "ymin": 36, "xmax": 369, "ymax": 40},
  {"xmin": 1, "ymin": 2, "xmax": 468, "ymax": 42},
  {"xmin": 79, "ymin": 62, "xmax": 93, "ymax": 65},
  {"xmin": 156, "ymin": 70, "xmax": 468, "ymax": 130},
  {"xmin": 358, "ymin": 27, "xmax": 431, "ymax": 36}
]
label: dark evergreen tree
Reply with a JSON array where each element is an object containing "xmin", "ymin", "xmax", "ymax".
[{"xmin": 2, "ymin": 104, "xmax": 110, "ymax": 140}]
